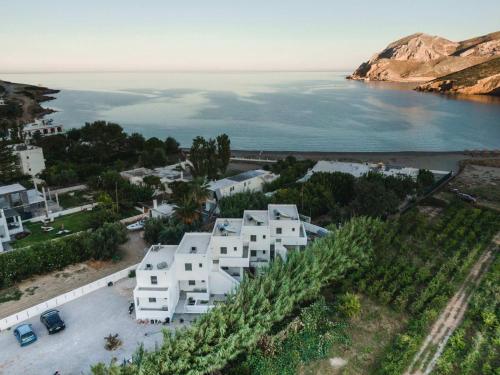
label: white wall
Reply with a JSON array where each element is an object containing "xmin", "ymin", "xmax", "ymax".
[{"xmin": 15, "ymin": 147, "xmax": 46, "ymax": 177}]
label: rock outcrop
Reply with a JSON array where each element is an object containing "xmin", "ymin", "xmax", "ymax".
[
  {"xmin": 416, "ymin": 58, "xmax": 500, "ymax": 96},
  {"xmin": 348, "ymin": 31, "xmax": 500, "ymax": 85}
]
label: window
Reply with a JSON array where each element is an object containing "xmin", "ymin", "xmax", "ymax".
[
  {"xmin": 150, "ymin": 276, "xmax": 158, "ymax": 285},
  {"xmin": 221, "ymin": 247, "xmax": 227, "ymax": 254},
  {"xmin": 233, "ymin": 247, "xmax": 237, "ymax": 251},
  {"xmin": 149, "ymin": 297, "xmax": 157, "ymax": 303},
  {"xmin": 199, "ymin": 263, "xmax": 203, "ymax": 268},
  {"xmin": 276, "ymin": 228, "xmax": 282, "ymax": 234},
  {"xmin": 188, "ymin": 280, "xmax": 196, "ymax": 286},
  {"xmin": 263, "ymin": 251, "xmax": 266, "ymax": 254},
  {"xmin": 263, "ymin": 235, "xmax": 266, "ymax": 239},
  {"xmin": 292, "ymin": 227, "xmax": 296, "ymax": 232},
  {"xmin": 251, "ymin": 250, "xmax": 257, "ymax": 257},
  {"xmin": 185, "ymin": 263, "xmax": 192, "ymax": 271},
  {"xmin": 250, "ymin": 235, "xmax": 257, "ymax": 242}
]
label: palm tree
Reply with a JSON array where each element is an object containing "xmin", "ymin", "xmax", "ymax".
[
  {"xmin": 175, "ymin": 195, "xmax": 199, "ymax": 225},
  {"xmin": 188, "ymin": 177, "xmax": 210, "ymax": 205}
]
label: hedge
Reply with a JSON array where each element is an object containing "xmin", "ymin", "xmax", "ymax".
[{"xmin": 0, "ymin": 222, "xmax": 127, "ymax": 288}]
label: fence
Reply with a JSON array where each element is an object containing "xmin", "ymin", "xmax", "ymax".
[
  {"xmin": 0, "ymin": 263, "xmax": 138, "ymax": 331},
  {"xmin": 25, "ymin": 203, "xmax": 98, "ymax": 223}
]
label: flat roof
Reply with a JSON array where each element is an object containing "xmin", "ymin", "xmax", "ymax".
[
  {"xmin": 227, "ymin": 169, "xmax": 267, "ymax": 182},
  {"xmin": 139, "ymin": 245, "xmax": 177, "ymax": 271},
  {"xmin": 243, "ymin": 210, "xmax": 269, "ymax": 226},
  {"xmin": 152, "ymin": 203, "xmax": 176, "ymax": 216},
  {"xmin": 213, "ymin": 218, "xmax": 243, "ymax": 236},
  {"xmin": 177, "ymin": 233, "xmax": 211, "ymax": 255},
  {"xmin": 0, "ymin": 183, "xmax": 26, "ymax": 196},
  {"xmin": 268, "ymin": 204, "xmax": 300, "ymax": 221},
  {"xmin": 208, "ymin": 169, "xmax": 270, "ymax": 192}
]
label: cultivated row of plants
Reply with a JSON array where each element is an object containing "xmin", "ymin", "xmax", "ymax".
[
  {"xmin": 361, "ymin": 204, "xmax": 500, "ymax": 374},
  {"xmin": 91, "ymin": 216, "xmax": 384, "ymax": 374},
  {"xmin": 434, "ymin": 253, "xmax": 499, "ymax": 375},
  {"xmin": 0, "ymin": 222, "xmax": 127, "ymax": 289}
]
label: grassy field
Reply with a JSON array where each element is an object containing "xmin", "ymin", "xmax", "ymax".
[
  {"xmin": 12, "ymin": 206, "xmax": 142, "ymax": 249},
  {"xmin": 300, "ymin": 295, "xmax": 407, "ymax": 375},
  {"xmin": 12, "ymin": 210, "xmax": 94, "ymax": 248},
  {"xmin": 57, "ymin": 191, "xmax": 93, "ymax": 209}
]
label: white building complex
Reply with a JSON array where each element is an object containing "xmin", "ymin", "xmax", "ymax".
[
  {"xmin": 205, "ymin": 169, "xmax": 278, "ymax": 213},
  {"xmin": 134, "ymin": 204, "xmax": 307, "ymax": 322},
  {"xmin": 11, "ymin": 144, "xmax": 46, "ymax": 177},
  {"xmin": 299, "ymin": 160, "xmax": 451, "ymax": 182}
]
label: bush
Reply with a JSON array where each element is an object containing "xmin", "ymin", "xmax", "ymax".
[{"xmin": 0, "ymin": 222, "xmax": 127, "ymax": 288}]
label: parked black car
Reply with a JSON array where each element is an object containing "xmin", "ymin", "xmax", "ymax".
[{"xmin": 40, "ymin": 309, "xmax": 66, "ymax": 334}]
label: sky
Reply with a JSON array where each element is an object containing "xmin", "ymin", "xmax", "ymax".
[{"xmin": 1, "ymin": 0, "xmax": 499, "ymax": 72}]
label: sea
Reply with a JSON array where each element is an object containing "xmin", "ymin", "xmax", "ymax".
[{"xmin": 2, "ymin": 72, "xmax": 500, "ymax": 152}]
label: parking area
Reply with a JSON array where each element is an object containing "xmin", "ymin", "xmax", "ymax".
[{"xmin": 0, "ymin": 278, "xmax": 190, "ymax": 375}]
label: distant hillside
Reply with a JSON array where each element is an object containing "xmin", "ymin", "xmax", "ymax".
[
  {"xmin": 416, "ymin": 57, "xmax": 500, "ymax": 96},
  {"xmin": 348, "ymin": 31, "xmax": 500, "ymax": 96},
  {"xmin": 0, "ymin": 80, "xmax": 58, "ymax": 124}
]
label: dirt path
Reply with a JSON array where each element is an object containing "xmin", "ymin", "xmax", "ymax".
[
  {"xmin": 0, "ymin": 231, "xmax": 147, "ymax": 319},
  {"xmin": 405, "ymin": 232, "xmax": 499, "ymax": 375}
]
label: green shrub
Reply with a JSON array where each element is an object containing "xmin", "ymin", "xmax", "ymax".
[{"xmin": 0, "ymin": 222, "xmax": 127, "ymax": 288}]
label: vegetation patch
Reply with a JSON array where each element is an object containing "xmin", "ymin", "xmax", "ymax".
[{"xmin": 0, "ymin": 287, "xmax": 22, "ymax": 304}]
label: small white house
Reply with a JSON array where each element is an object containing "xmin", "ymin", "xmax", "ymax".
[
  {"xmin": 133, "ymin": 204, "xmax": 307, "ymax": 322},
  {"xmin": 205, "ymin": 169, "xmax": 278, "ymax": 213},
  {"xmin": 22, "ymin": 119, "xmax": 64, "ymax": 139},
  {"xmin": 11, "ymin": 144, "xmax": 46, "ymax": 177},
  {"xmin": 149, "ymin": 200, "xmax": 176, "ymax": 219}
]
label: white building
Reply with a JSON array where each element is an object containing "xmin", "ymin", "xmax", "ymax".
[
  {"xmin": 0, "ymin": 208, "xmax": 24, "ymax": 252},
  {"xmin": 22, "ymin": 119, "xmax": 64, "ymax": 139},
  {"xmin": 11, "ymin": 144, "xmax": 46, "ymax": 177},
  {"xmin": 205, "ymin": 169, "xmax": 278, "ymax": 213},
  {"xmin": 133, "ymin": 204, "xmax": 307, "ymax": 322},
  {"xmin": 120, "ymin": 162, "xmax": 191, "ymax": 195},
  {"xmin": 148, "ymin": 200, "xmax": 176, "ymax": 219},
  {"xmin": 300, "ymin": 160, "xmax": 450, "ymax": 182}
]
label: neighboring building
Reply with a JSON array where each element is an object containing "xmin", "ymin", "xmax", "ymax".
[
  {"xmin": 205, "ymin": 169, "xmax": 278, "ymax": 213},
  {"xmin": 300, "ymin": 160, "xmax": 450, "ymax": 182},
  {"xmin": 0, "ymin": 208, "xmax": 24, "ymax": 252},
  {"xmin": 148, "ymin": 200, "xmax": 176, "ymax": 219},
  {"xmin": 11, "ymin": 144, "xmax": 46, "ymax": 177},
  {"xmin": 0, "ymin": 183, "xmax": 45, "ymax": 220},
  {"xmin": 120, "ymin": 162, "xmax": 191, "ymax": 194},
  {"xmin": 22, "ymin": 119, "xmax": 64, "ymax": 139},
  {"xmin": 133, "ymin": 204, "xmax": 307, "ymax": 322}
]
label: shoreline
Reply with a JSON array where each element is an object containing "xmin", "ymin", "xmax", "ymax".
[{"xmin": 227, "ymin": 150, "xmax": 500, "ymax": 173}]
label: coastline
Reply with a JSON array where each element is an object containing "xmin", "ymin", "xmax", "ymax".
[{"xmin": 228, "ymin": 150, "xmax": 500, "ymax": 173}]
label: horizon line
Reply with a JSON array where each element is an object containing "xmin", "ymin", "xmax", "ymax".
[{"xmin": 0, "ymin": 68, "xmax": 354, "ymax": 75}]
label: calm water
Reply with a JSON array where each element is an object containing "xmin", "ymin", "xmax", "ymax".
[{"xmin": 2, "ymin": 72, "xmax": 500, "ymax": 151}]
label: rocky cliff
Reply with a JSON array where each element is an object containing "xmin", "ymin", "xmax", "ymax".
[{"xmin": 348, "ymin": 31, "xmax": 500, "ymax": 88}]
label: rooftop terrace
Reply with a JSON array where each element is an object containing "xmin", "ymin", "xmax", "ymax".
[
  {"xmin": 177, "ymin": 233, "xmax": 211, "ymax": 255},
  {"xmin": 213, "ymin": 218, "xmax": 243, "ymax": 236},
  {"xmin": 139, "ymin": 245, "xmax": 177, "ymax": 271}
]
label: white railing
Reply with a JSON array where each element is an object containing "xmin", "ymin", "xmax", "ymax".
[
  {"xmin": 0, "ymin": 263, "xmax": 138, "ymax": 331},
  {"xmin": 26, "ymin": 203, "xmax": 97, "ymax": 223}
]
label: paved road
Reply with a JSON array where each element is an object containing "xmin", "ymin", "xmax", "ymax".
[{"xmin": 0, "ymin": 278, "xmax": 164, "ymax": 375}]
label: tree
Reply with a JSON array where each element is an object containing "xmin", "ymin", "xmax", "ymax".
[
  {"xmin": 216, "ymin": 133, "xmax": 231, "ymax": 174},
  {"xmin": 143, "ymin": 175, "xmax": 162, "ymax": 190},
  {"xmin": 175, "ymin": 196, "xmax": 200, "ymax": 225},
  {"xmin": 0, "ymin": 140, "xmax": 21, "ymax": 183},
  {"xmin": 350, "ymin": 177, "xmax": 399, "ymax": 218},
  {"xmin": 188, "ymin": 177, "xmax": 210, "ymax": 205},
  {"xmin": 164, "ymin": 136, "xmax": 180, "ymax": 155},
  {"xmin": 417, "ymin": 169, "xmax": 435, "ymax": 194}
]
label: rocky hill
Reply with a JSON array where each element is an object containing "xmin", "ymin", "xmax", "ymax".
[
  {"xmin": 348, "ymin": 31, "xmax": 500, "ymax": 94},
  {"xmin": 416, "ymin": 57, "xmax": 500, "ymax": 96}
]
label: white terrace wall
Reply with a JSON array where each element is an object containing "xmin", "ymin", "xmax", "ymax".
[{"xmin": 0, "ymin": 264, "xmax": 138, "ymax": 331}]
